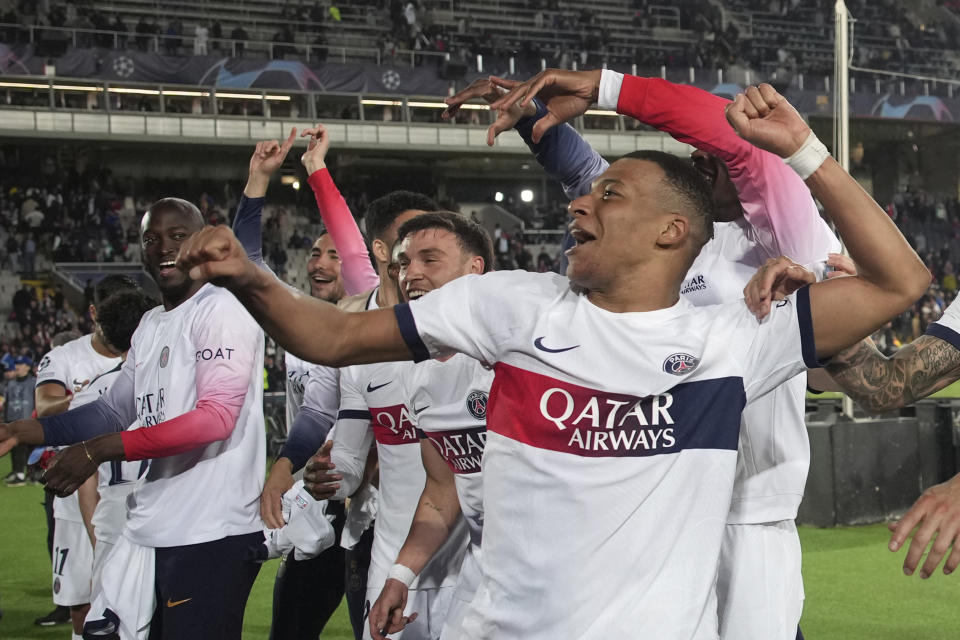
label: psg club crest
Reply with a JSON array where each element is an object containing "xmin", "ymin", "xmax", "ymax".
[
  {"xmin": 466, "ymin": 391, "xmax": 488, "ymax": 420},
  {"xmin": 663, "ymin": 353, "xmax": 700, "ymax": 376},
  {"xmin": 159, "ymin": 346, "xmax": 170, "ymax": 368}
]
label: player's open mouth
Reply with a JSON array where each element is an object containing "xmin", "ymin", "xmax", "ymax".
[
  {"xmin": 569, "ymin": 227, "xmax": 596, "ymax": 246},
  {"xmin": 157, "ymin": 260, "xmax": 177, "ymax": 276},
  {"xmin": 311, "ymin": 274, "xmax": 333, "ymax": 284},
  {"xmin": 407, "ymin": 289, "xmax": 428, "ymax": 300}
]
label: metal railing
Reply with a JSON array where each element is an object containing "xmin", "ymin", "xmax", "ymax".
[{"xmin": 0, "ymin": 22, "xmax": 449, "ymax": 67}]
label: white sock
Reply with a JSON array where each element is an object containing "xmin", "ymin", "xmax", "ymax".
[{"xmin": 73, "ymin": 633, "xmax": 84, "ymax": 640}]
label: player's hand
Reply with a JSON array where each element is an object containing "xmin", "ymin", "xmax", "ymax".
[
  {"xmin": 889, "ymin": 473, "xmax": 960, "ymax": 578},
  {"xmin": 249, "ymin": 128, "xmax": 297, "ymax": 179},
  {"xmin": 300, "ymin": 124, "xmax": 332, "ymax": 175},
  {"xmin": 303, "ymin": 441, "xmax": 343, "ymax": 500},
  {"xmin": 0, "ymin": 422, "xmax": 19, "ymax": 457},
  {"xmin": 724, "ymin": 84, "xmax": 811, "ymax": 158},
  {"xmin": 369, "ymin": 579, "xmax": 417, "ymax": 640},
  {"xmin": 488, "ymin": 68, "xmax": 602, "ymax": 144},
  {"xmin": 261, "ymin": 458, "xmax": 295, "ymax": 529},
  {"xmin": 826, "ymin": 252, "xmax": 857, "ymax": 278},
  {"xmin": 42, "ymin": 444, "xmax": 99, "ymax": 498},
  {"xmin": 176, "ymin": 225, "xmax": 258, "ymax": 290},
  {"xmin": 743, "ymin": 256, "xmax": 816, "ymax": 319},
  {"xmin": 442, "ymin": 76, "xmax": 537, "ymax": 146}
]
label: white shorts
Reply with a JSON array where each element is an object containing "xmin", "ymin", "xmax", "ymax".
[
  {"xmin": 52, "ymin": 518, "xmax": 94, "ymax": 606},
  {"xmin": 362, "ymin": 584, "xmax": 456, "ymax": 640},
  {"xmin": 91, "ymin": 538, "xmax": 117, "ymax": 604},
  {"xmin": 717, "ymin": 520, "xmax": 804, "ymax": 640}
]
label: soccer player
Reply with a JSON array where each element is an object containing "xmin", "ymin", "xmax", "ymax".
[
  {"xmin": 73, "ymin": 289, "xmax": 155, "ymax": 604},
  {"xmin": 356, "ymin": 212, "xmax": 494, "ymax": 640},
  {"xmin": 449, "ymin": 69, "xmax": 841, "ymax": 638},
  {"xmin": 35, "ymin": 274, "xmax": 140, "ymax": 640},
  {"xmin": 306, "ymin": 205, "xmax": 471, "ymax": 640},
  {"xmin": 0, "ymin": 197, "xmax": 266, "ymax": 640},
  {"xmin": 233, "ymin": 126, "xmax": 377, "ymax": 639},
  {"xmin": 177, "ymin": 84, "xmax": 928, "ymax": 638}
]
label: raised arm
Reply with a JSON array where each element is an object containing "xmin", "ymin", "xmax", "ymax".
[
  {"xmin": 300, "ymin": 125, "xmax": 379, "ymax": 295},
  {"xmin": 728, "ymin": 85, "xmax": 930, "ymax": 358},
  {"xmin": 600, "ymin": 71, "xmax": 836, "ymax": 263},
  {"xmin": 176, "ymin": 225, "xmax": 411, "ymax": 367},
  {"xmin": 489, "ymin": 69, "xmax": 838, "ymax": 263},
  {"xmin": 235, "ymin": 128, "xmax": 297, "ymax": 264}
]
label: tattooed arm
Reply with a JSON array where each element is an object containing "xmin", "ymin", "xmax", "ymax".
[{"xmin": 824, "ymin": 335, "xmax": 960, "ymax": 413}]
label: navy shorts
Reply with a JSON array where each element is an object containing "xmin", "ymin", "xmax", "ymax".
[{"xmin": 148, "ymin": 531, "xmax": 264, "ymax": 640}]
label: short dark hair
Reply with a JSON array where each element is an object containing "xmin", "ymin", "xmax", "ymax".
[
  {"xmin": 144, "ymin": 197, "xmax": 204, "ymax": 230},
  {"xmin": 94, "ymin": 274, "xmax": 139, "ymax": 310},
  {"xmin": 396, "ymin": 211, "xmax": 494, "ymax": 273},
  {"xmin": 97, "ymin": 290, "xmax": 157, "ymax": 352},
  {"xmin": 619, "ymin": 150, "xmax": 715, "ymax": 246},
  {"xmin": 365, "ymin": 191, "xmax": 438, "ymax": 242}
]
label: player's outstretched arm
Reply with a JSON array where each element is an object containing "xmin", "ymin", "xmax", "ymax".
[
  {"xmin": 369, "ymin": 440, "xmax": 461, "ymax": 640},
  {"xmin": 727, "ymin": 85, "xmax": 929, "ymax": 358},
  {"xmin": 176, "ymin": 225, "xmax": 411, "ymax": 367},
  {"xmin": 889, "ymin": 472, "xmax": 960, "ymax": 578},
  {"xmin": 824, "ymin": 336, "xmax": 960, "ymax": 413}
]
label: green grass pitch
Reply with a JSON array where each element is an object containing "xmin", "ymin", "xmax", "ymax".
[{"xmin": 2, "ymin": 482, "xmax": 959, "ymax": 639}]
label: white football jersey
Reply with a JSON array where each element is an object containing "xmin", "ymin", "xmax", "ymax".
[
  {"xmin": 683, "ymin": 218, "xmax": 841, "ymax": 523},
  {"xmin": 332, "ymin": 291, "xmax": 467, "ymax": 593},
  {"xmin": 67, "ymin": 365, "xmax": 145, "ymax": 545},
  {"xmin": 928, "ymin": 297, "xmax": 960, "ymax": 346},
  {"xmin": 398, "ymin": 270, "xmax": 817, "ymax": 639},
  {"xmin": 404, "ymin": 353, "xmax": 493, "ymax": 601},
  {"xmin": 100, "ymin": 284, "xmax": 266, "ymax": 547},
  {"xmin": 284, "ymin": 352, "xmax": 310, "ymax": 433},
  {"xmin": 38, "ymin": 334, "xmax": 122, "ymax": 524}
]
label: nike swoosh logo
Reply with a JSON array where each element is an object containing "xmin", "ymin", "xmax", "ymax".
[
  {"xmin": 366, "ymin": 381, "xmax": 392, "ymax": 393},
  {"xmin": 413, "ymin": 405, "xmax": 429, "ymax": 415},
  {"xmin": 166, "ymin": 598, "xmax": 192, "ymax": 608},
  {"xmin": 534, "ymin": 337, "xmax": 580, "ymax": 354}
]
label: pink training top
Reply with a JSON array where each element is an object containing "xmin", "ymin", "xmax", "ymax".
[
  {"xmin": 615, "ymin": 75, "xmax": 834, "ymax": 265},
  {"xmin": 308, "ymin": 168, "xmax": 379, "ymax": 295}
]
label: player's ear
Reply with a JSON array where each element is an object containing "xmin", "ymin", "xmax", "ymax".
[
  {"xmin": 89, "ymin": 304, "xmax": 98, "ymax": 323},
  {"xmin": 468, "ymin": 255, "xmax": 484, "ymax": 275},
  {"xmin": 371, "ymin": 238, "xmax": 390, "ymax": 265},
  {"xmin": 656, "ymin": 214, "xmax": 689, "ymax": 248}
]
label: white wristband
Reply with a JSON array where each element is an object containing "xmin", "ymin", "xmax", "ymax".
[
  {"xmin": 783, "ymin": 131, "xmax": 830, "ymax": 180},
  {"xmin": 387, "ymin": 563, "xmax": 417, "ymax": 588}
]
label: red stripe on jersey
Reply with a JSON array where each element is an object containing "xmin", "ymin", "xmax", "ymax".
[
  {"xmin": 421, "ymin": 426, "xmax": 486, "ymax": 475},
  {"xmin": 487, "ymin": 362, "xmax": 744, "ymax": 458},
  {"xmin": 369, "ymin": 404, "xmax": 419, "ymax": 446}
]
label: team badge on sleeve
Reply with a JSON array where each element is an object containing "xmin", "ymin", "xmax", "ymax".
[
  {"xmin": 159, "ymin": 346, "xmax": 170, "ymax": 368},
  {"xmin": 466, "ymin": 391, "xmax": 489, "ymax": 420},
  {"xmin": 663, "ymin": 353, "xmax": 700, "ymax": 376},
  {"xmin": 38, "ymin": 355, "xmax": 51, "ymax": 373}
]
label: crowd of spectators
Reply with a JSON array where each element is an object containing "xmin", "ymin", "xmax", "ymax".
[
  {"xmin": 2, "ymin": 0, "xmax": 960, "ymax": 83},
  {"xmin": 4, "ymin": 283, "xmax": 88, "ymax": 368}
]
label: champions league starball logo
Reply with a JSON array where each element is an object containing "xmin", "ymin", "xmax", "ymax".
[
  {"xmin": 112, "ymin": 56, "xmax": 136, "ymax": 78},
  {"xmin": 662, "ymin": 353, "xmax": 699, "ymax": 376},
  {"xmin": 381, "ymin": 69, "xmax": 401, "ymax": 91},
  {"xmin": 466, "ymin": 390, "xmax": 488, "ymax": 420}
]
